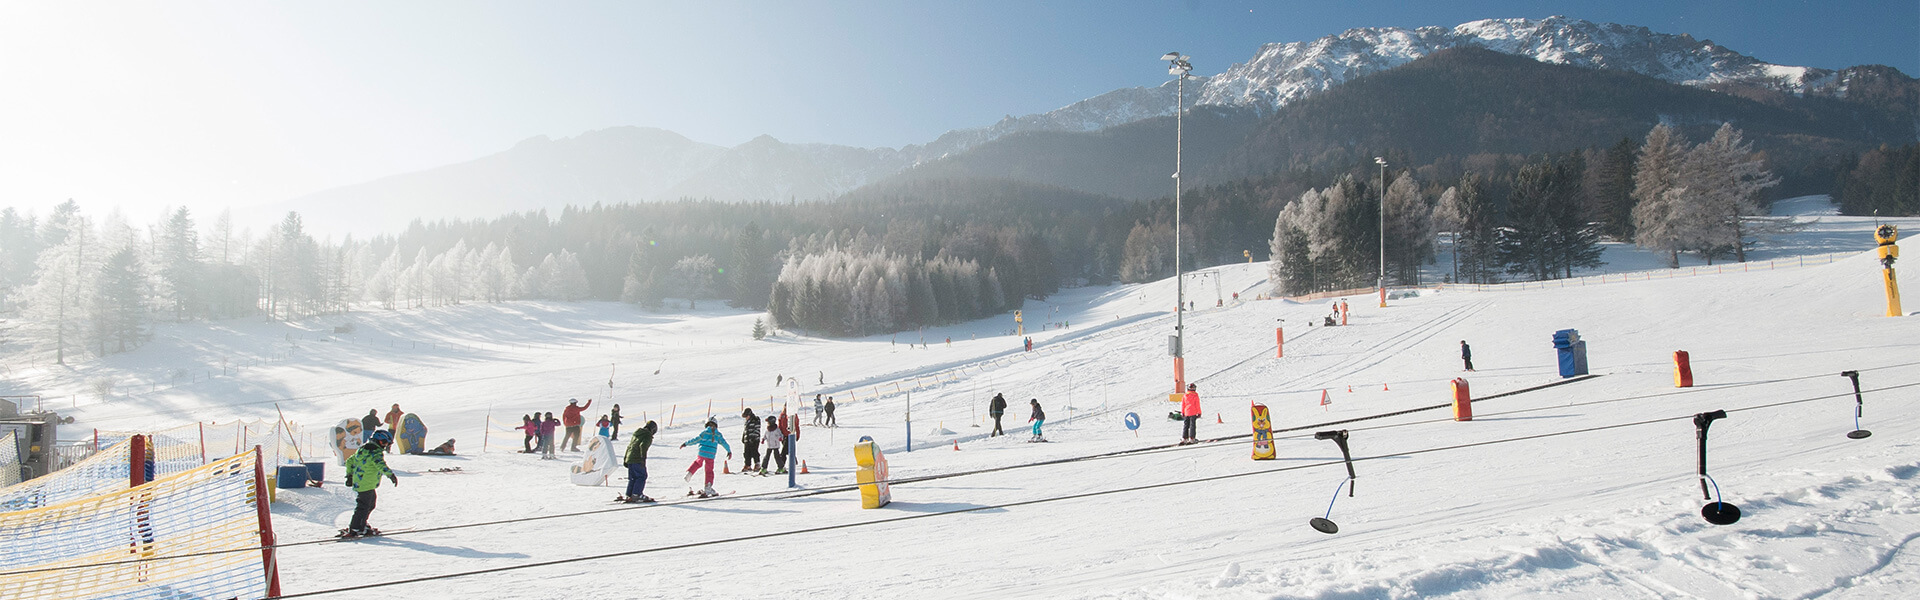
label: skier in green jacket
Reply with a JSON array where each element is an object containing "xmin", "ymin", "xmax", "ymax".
[
  {"xmin": 342, "ymin": 430, "xmax": 399, "ymax": 537},
  {"xmin": 620, "ymin": 421, "xmax": 658, "ymax": 503}
]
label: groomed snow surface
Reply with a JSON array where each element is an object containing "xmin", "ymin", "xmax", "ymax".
[{"xmin": 9, "ymin": 197, "xmax": 1920, "ymax": 599}]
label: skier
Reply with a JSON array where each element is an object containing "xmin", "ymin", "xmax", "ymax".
[
  {"xmin": 359, "ymin": 410, "xmax": 380, "ymax": 443},
  {"xmin": 609, "ymin": 405, "xmax": 623, "ymax": 441},
  {"xmin": 341, "ymin": 430, "xmax": 399, "ymax": 538},
  {"xmin": 1179, "ymin": 383, "xmax": 1201, "ymax": 445},
  {"xmin": 679, "ymin": 420, "xmax": 733, "ymax": 497},
  {"xmin": 1028, "ymin": 398, "xmax": 1046, "ymax": 442},
  {"xmin": 423, "ymin": 439, "xmax": 456, "ymax": 456},
  {"xmin": 1461, "ymin": 340, "xmax": 1475, "ymax": 372},
  {"xmin": 538, "ymin": 412, "xmax": 560, "ymax": 459},
  {"xmin": 517, "ymin": 414, "xmax": 536, "ymax": 453},
  {"xmin": 596, "ymin": 415, "xmax": 611, "ymax": 439},
  {"xmin": 562, "ymin": 398, "xmax": 593, "ymax": 452},
  {"xmin": 761, "ymin": 419, "xmax": 784, "ymax": 475},
  {"xmin": 988, "ymin": 393, "xmax": 1008, "ymax": 436},
  {"xmin": 619, "ymin": 420, "xmax": 658, "ymax": 503},
  {"xmin": 824, "ymin": 396, "xmax": 837, "ymax": 427},
  {"xmin": 384, "ymin": 403, "xmax": 404, "ymax": 433},
  {"xmin": 740, "ymin": 408, "xmax": 763, "ymax": 472},
  {"xmin": 812, "ymin": 395, "xmax": 824, "ymax": 426}
]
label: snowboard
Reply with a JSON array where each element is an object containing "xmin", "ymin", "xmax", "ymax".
[{"xmin": 333, "ymin": 527, "xmax": 412, "ymax": 541}]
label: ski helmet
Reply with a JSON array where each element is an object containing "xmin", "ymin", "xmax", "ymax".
[{"xmin": 370, "ymin": 430, "xmax": 393, "ymax": 444}]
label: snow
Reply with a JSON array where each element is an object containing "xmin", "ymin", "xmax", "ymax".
[{"xmin": 7, "ymin": 197, "xmax": 1920, "ymax": 598}]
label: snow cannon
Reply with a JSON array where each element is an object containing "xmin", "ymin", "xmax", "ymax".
[
  {"xmin": 1309, "ymin": 430, "xmax": 1356, "ymax": 534},
  {"xmin": 1876, "ymin": 224, "xmax": 1901, "ymax": 317},
  {"xmin": 1841, "ymin": 370, "xmax": 1871, "ymax": 439},
  {"xmin": 1692, "ymin": 410, "xmax": 1741, "ymax": 525},
  {"xmin": 1673, "ymin": 351, "xmax": 1693, "ymax": 388},
  {"xmin": 854, "ymin": 436, "xmax": 891, "ymax": 509}
]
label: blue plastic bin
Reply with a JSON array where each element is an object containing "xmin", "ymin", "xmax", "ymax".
[
  {"xmin": 303, "ymin": 461, "xmax": 325, "ymax": 486},
  {"xmin": 1552, "ymin": 329, "xmax": 1588, "ymax": 377},
  {"xmin": 275, "ymin": 465, "xmax": 308, "ymax": 489}
]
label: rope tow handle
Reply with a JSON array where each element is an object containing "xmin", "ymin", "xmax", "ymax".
[{"xmin": 1693, "ymin": 410, "xmax": 1740, "ymax": 525}]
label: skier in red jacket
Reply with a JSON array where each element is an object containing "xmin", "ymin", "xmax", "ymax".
[{"xmin": 562, "ymin": 398, "xmax": 593, "ymax": 451}]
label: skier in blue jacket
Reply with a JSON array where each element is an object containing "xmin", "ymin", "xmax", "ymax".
[{"xmin": 680, "ymin": 420, "xmax": 733, "ymax": 497}]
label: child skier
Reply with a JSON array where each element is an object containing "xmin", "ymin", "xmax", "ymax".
[
  {"xmin": 517, "ymin": 414, "xmax": 536, "ymax": 453},
  {"xmin": 341, "ymin": 430, "xmax": 399, "ymax": 538},
  {"xmin": 761, "ymin": 419, "xmax": 784, "ymax": 475},
  {"xmin": 619, "ymin": 421, "xmax": 658, "ymax": 503},
  {"xmin": 596, "ymin": 415, "xmax": 611, "ymax": 438},
  {"xmin": 740, "ymin": 409, "xmax": 762, "ymax": 472},
  {"xmin": 538, "ymin": 412, "xmax": 560, "ymax": 459},
  {"xmin": 1028, "ymin": 398, "xmax": 1046, "ymax": 442},
  {"xmin": 680, "ymin": 420, "xmax": 733, "ymax": 497},
  {"xmin": 1179, "ymin": 383, "xmax": 1201, "ymax": 445}
]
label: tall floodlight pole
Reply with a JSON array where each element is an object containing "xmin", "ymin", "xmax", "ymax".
[
  {"xmin": 1375, "ymin": 156, "xmax": 1388, "ymax": 308},
  {"xmin": 1164, "ymin": 52, "xmax": 1192, "ymax": 395}
]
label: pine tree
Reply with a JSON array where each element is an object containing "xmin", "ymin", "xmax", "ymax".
[
  {"xmin": 23, "ymin": 208, "xmax": 92, "ymax": 364},
  {"xmin": 730, "ymin": 222, "xmax": 774, "ymax": 310},
  {"xmin": 1684, "ymin": 123, "xmax": 1781, "ymax": 262},
  {"xmin": 752, "ymin": 317, "xmax": 767, "ymax": 340},
  {"xmin": 158, "ymin": 207, "xmax": 201, "ymax": 321},
  {"xmin": 1381, "ymin": 172, "xmax": 1434, "ymax": 285},
  {"xmin": 91, "ymin": 245, "xmax": 147, "ymax": 355}
]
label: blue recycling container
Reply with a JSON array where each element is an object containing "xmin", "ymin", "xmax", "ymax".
[
  {"xmin": 275, "ymin": 465, "xmax": 308, "ymax": 489},
  {"xmin": 303, "ymin": 461, "xmax": 325, "ymax": 485},
  {"xmin": 1552, "ymin": 329, "xmax": 1588, "ymax": 377}
]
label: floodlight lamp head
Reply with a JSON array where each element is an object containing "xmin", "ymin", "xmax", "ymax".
[
  {"xmin": 1161, "ymin": 51, "xmax": 1182, "ymax": 61},
  {"xmin": 1374, "ymin": 157, "xmax": 1387, "ymax": 165}
]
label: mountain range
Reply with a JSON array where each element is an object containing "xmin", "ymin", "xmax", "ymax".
[{"xmin": 271, "ymin": 16, "xmax": 1916, "ymax": 235}]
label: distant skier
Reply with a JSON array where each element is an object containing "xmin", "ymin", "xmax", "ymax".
[
  {"xmin": 824, "ymin": 396, "xmax": 837, "ymax": 427},
  {"xmin": 620, "ymin": 421, "xmax": 658, "ymax": 503},
  {"xmin": 596, "ymin": 415, "xmax": 611, "ymax": 439},
  {"xmin": 1460, "ymin": 340, "xmax": 1475, "ymax": 372},
  {"xmin": 609, "ymin": 405, "xmax": 624, "ymax": 441},
  {"xmin": 341, "ymin": 430, "xmax": 399, "ymax": 538},
  {"xmin": 680, "ymin": 420, "xmax": 733, "ymax": 497},
  {"xmin": 1179, "ymin": 383, "xmax": 1201, "ymax": 445},
  {"xmin": 360, "ymin": 410, "xmax": 380, "ymax": 443},
  {"xmin": 761, "ymin": 419, "xmax": 784, "ymax": 475},
  {"xmin": 818, "ymin": 371, "xmax": 824, "ymax": 385},
  {"xmin": 562, "ymin": 398, "xmax": 593, "ymax": 452},
  {"xmin": 988, "ymin": 393, "xmax": 1008, "ymax": 437},
  {"xmin": 538, "ymin": 412, "xmax": 560, "ymax": 459},
  {"xmin": 517, "ymin": 414, "xmax": 537, "ymax": 453},
  {"xmin": 813, "ymin": 394, "xmax": 824, "ymax": 426},
  {"xmin": 740, "ymin": 408, "xmax": 763, "ymax": 472},
  {"xmin": 1028, "ymin": 398, "xmax": 1046, "ymax": 442}
]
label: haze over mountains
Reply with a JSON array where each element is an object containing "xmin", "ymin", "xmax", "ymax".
[{"xmin": 271, "ymin": 16, "xmax": 1916, "ymax": 236}]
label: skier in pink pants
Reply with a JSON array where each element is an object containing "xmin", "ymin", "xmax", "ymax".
[{"xmin": 679, "ymin": 420, "xmax": 733, "ymax": 497}]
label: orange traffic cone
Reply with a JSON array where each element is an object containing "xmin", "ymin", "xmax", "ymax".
[
  {"xmin": 1383, "ymin": 383, "xmax": 1390, "ymax": 391},
  {"xmin": 723, "ymin": 459, "xmax": 732, "ymax": 474},
  {"xmin": 1216, "ymin": 413, "xmax": 1224, "ymax": 424},
  {"xmin": 800, "ymin": 460, "xmax": 810, "ymax": 474},
  {"xmin": 953, "ymin": 439, "xmax": 961, "ymax": 451},
  {"xmin": 1347, "ymin": 385, "xmax": 1354, "ymax": 393}
]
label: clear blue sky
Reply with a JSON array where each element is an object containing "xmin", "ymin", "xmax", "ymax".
[{"xmin": 1, "ymin": 1, "xmax": 1912, "ymax": 222}]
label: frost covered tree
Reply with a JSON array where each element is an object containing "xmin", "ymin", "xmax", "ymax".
[
  {"xmin": 670, "ymin": 254, "xmax": 716, "ymax": 308},
  {"xmin": 1631, "ymin": 124, "xmax": 1692, "ymax": 268},
  {"xmin": 1381, "ymin": 172, "xmax": 1434, "ymax": 285},
  {"xmin": 1683, "ymin": 123, "xmax": 1780, "ymax": 262},
  {"xmin": 550, "ymin": 250, "xmax": 591, "ymax": 301},
  {"xmin": 22, "ymin": 207, "xmax": 93, "ymax": 363}
]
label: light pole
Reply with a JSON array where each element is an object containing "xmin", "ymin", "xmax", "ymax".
[
  {"xmin": 1164, "ymin": 52, "xmax": 1192, "ymax": 395},
  {"xmin": 1375, "ymin": 156, "xmax": 1387, "ymax": 308}
]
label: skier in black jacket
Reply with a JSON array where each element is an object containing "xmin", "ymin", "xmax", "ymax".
[
  {"xmin": 740, "ymin": 408, "xmax": 762, "ymax": 472},
  {"xmin": 988, "ymin": 393, "xmax": 1008, "ymax": 436},
  {"xmin": 360, "ymin": 409, "xmax": 380, "ymax": 443}
]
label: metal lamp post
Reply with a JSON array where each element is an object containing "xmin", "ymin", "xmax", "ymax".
[
  {"xmin": 1375, "ymin": 156, "xmax": 1387, "ymax": 308},
  {"xmin": 1164, "ymin": 52, "xmax": 1192, "ymax": 394}
]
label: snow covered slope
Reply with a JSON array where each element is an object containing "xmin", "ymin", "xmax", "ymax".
[{"xmin": 6, "ymin": 206, "xmax": 1918, "ymax": 598}]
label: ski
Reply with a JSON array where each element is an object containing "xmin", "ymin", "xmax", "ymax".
[{"xmin": 333, "ymin": 527, "xmax": 412, "ymax": 541}]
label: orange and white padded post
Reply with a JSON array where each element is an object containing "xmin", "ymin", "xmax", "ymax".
[
  {"xmin": 1451, "ymin": 378, "xmax": 1472, "ymax": 422},
  {"xmin": 1674, "ymin": 350, "xmax": 1694, "ymax": 388}
]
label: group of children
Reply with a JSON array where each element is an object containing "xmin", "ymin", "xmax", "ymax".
[{"xmin": 517, "ymin": 401, "xmax": 628, "ymax": 460}]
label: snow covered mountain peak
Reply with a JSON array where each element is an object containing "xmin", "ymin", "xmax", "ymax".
[{"xmin": 1196, "ymin": 15, "xmax": 1831, "ymax": 112}]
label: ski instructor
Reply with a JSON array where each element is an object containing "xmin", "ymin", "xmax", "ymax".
[
  {"xmin": 563, "ymin": 397, "xmax": 593, "ymax": 452},
  {"xmin": 988, "ymin": 393, "xmax": 1008, "ymax": 437},
  {"xmin": 342, "ymin": 430, "xmax": 399, "ymax": 537}
]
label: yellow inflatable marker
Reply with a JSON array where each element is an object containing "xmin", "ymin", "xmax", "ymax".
[{"xmin": 854, "ymin": 436, "xmax": 891, "ymax": 509}]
